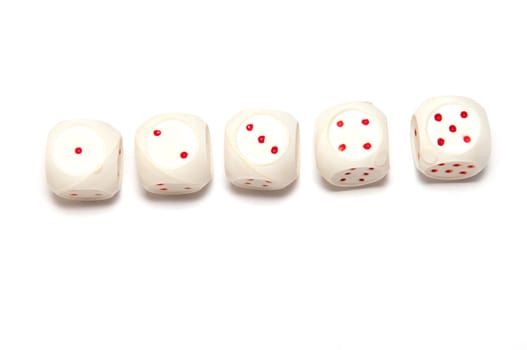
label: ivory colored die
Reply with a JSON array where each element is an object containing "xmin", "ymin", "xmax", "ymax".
[
  {"xmin": 135, "ymin": 113, "xmax": 212, "ymax": 195},
  {"xmin": 45, "ymin": 119, "xmax": 123, "ymax": 201},
  {"xmin": 315, "ymin": 102, "xmax": 389, "ymax": 187},
  {"xmin": 224, "ymin": 109, "xmax": 299, "ymax": 191},
  {"xmin": 411, "ymin": 96, "xmax": 491, "ymax": 180}
]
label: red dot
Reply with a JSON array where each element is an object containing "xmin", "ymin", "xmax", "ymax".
[
  {"xmin": 338, "ymin": 144, "xmax": 346, "ymax": 152},
  {"xmin": 453, "ymin": 164, "xmax": 461, "ymax": 167},
  {"xmin": 437, "ymin": 138, "xmax": 445, "ymax": 146},
  {"xmin": 468, "ymin": 165, "xmax": 475, "ymax": 168},
  {"xmin": 153, "ymin": 130, "xmax": 161, "ymax": 136},
  {"xmin": 460, "ymin": 171, "xmax": 467, "ymax": 175},
  {"xmin": 359, "ymin": 178, "xmax": 365, "ymax": 182},
  {"xmin": 180, "ymin": 151, "xmax": 188, "ymax": 159},
  {"xmin": 258, "ymin": 135, "xmax": 265, "ymax": 143},
  {"xmin": 461, "ymin": 111, "xmax": 468, "ymax": 118},
  {"xmin": 345, "ymin": 172, "xmax": 351, "ymax": 175},
  {"xmin": 362, "ymin": 119, "xmax": 370, "ymax": 125},
  {"xmin": 160, "ymin": 188, "xmax": 168, "ymax": 191},
  {"xmin": 463, "ymin": 136, "xmax": 471, "ymax": 143},
  {"xmin": 350, "ymin": 168, "xmax": 356, "ymax": 171},
  {"xmin": 74, "ymin": 147, "xmax": 82, "ymax": 154},
  {"xmin": 363, "ymin": 143, "xmax": 372, "ymax": 150},
  {"xmin": 271, "ymin": 146, "xmax": 278, "ymax": 154},
  {"xmin": 70, "ymin": 193, "xmax": 78, "ymax": 196},
  {"xmin": 431, "ymin": 169, "xmax": 438, "ymax": 173},
  {"xmin": 449, "ymin": 125, "xmax": 457, "ymax": 132},
  {"xmin": 445, "ymin": 169, "xmax": 453, "ymax": 173},
  {"xmin": 434, "ymin": 113, "xmax": 442, "ymax": 121},
  {"xmin": 414, "ymin": 129, "xmax": 417, "ymax": 136},
  {"xmin": 336, "ymin": 120, "xmax": 344, "ymax": 127},
  {"xmin": 363, "ymin": 172, "xmax": 369, "ymax": 176},
  {"xmin": 438, "ymin": 163, "xmax": 445, "ymax": 166},
  {"xmin": 246, "ymin": 124, "xmax": 253, "ymax": 131},
  {"xmin": 340, "ymin": 178, "xmax": 346, "ymax": 182},
  {"xmin": 369, "ymin": 167, "xmax": 375, "ymax": 170},
  {"xmin": 156, "ymin": 183, "xmax": 164, "ymax": 186}
]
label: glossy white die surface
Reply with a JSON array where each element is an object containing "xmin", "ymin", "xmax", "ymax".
[
  {"xmin": 315, "ymin": 102, "xmax": 389, "ymax": 187},
  {"xmin": 411, "ymin": 96, "xmax": 491, "ymax": 180},
  {"xmin": 135, "ymin": 113, "xmax": 212, "ymax": 195},
  {"xmin": 224, "ymin": 109, "xmax": 299, "ymax": 191},
  {"xmin": 45, "ymin": 119, "xmax": 123, "ymax": 201}
]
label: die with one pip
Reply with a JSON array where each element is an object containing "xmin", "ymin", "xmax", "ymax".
[{"xmin": 45, "ymin": 119, "xmax": 123, "ymax": 200}]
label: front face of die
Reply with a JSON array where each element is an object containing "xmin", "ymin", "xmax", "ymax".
[
  {"xmin": 225, "ymin": 110, "xmax": 299, "ymax": 191},
  {"xmin": 412, "ymin": 96, "xmax": 491, "ymax": 180},
  {"xmin": 316, "ymin": 103, "xmax": 389, "ymax": 187},
  {"xmin": 46, "ymin": 120, "xmax": 122, "ymax": 200},
  {"xmin": 135, "ymin": 114, "xmax": 212, "ymax": 195}
]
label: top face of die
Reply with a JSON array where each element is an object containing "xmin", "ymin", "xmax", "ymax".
[
  {"xmin": 146, "ymin": 119, "xmax": 197, "ymax": 169},
  {"xmin": 137, "ymin": 113, "xmax": 204, "ymax": 170},
  {"xmin": 327, "ymin": 108, "xmax": 383, "ymax": 160},
  {"xmin": 415, "ymin": 96, "xmax": 489, "ymax": 154},
  {"xmin": 235, "ymin": 114, "xmax": 289, "ymax": 165},
  {"xmin": 52, "ymin": 125, "xmax": 105, "ymax": 176},
  {"xmin": 316, "ymin": 102, "xmax": 388, "ymax": 161},
  {"xmin": 426, "ymin": 104, "xmax": 481, "ymax": 153},
  {"xmin": 47, "ymin": 120, "xmax": 121, "ymax": 177},
  {"xmin": 225, "ymin": 109, "xmax": 296, "ymax": 166}
]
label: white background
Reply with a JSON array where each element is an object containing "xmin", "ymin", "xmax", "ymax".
[{"xmin": 0, "ymin": 1, "xmax": 526, "ymax": 349}]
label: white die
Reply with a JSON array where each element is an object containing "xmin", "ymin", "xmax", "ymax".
[
  {"xmin": 224, "ymin": 109, "xmax": 299, "ymax": 191},
  {"xmin": 45, "ymin": 119, "xmax": 123, "ymax": 201},
  {"xmin": 411, "ymin": 96, "xmax": 491, "ymax": 180},
  {"xmin": 315, "ymin": 102, "xmax": 389, "ymax": 187},
  {"xmin": 135, "ymin": 113, "xmax": 212, "ymax": 195}
]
